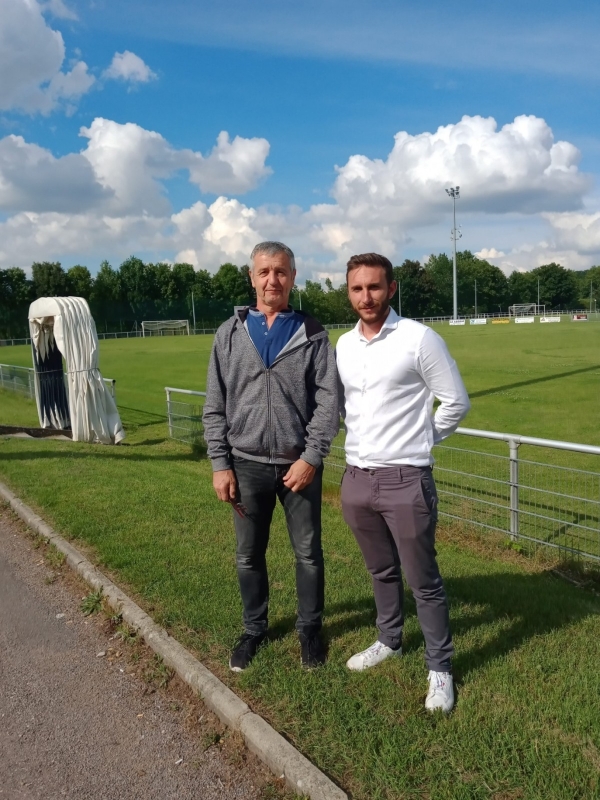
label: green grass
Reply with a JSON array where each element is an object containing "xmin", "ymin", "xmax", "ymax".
[{"xmin": 1, "ymin": 322, "xmax": 600, "ymax": 799}]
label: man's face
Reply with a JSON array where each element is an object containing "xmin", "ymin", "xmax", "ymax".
[
  {"xmin": 347, "ymin": 265, "xmax": 396, "ymax": 325},
  {"xmin": 250, "ymin": 252, "xmax": 296, "ymax": 311}
]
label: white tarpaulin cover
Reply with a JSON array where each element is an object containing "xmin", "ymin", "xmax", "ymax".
[{"xmin": 28, "ymin": 297, "xmax": 125, "ymax": 444}]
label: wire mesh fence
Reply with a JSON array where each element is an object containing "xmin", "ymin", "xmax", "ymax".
[
  {"xmin": 0, "ymin": 363, "xmax": 116, "ymax": 402},
  {"xmin": 163, "ymin": 390, "xmax": 600, "ymax": 564},
  {"xmin": 0, "ymin": 363, "xmax": 36, "ymax": 398},
  {"xmin": 165, "ymin": 387, "xmax": 206, "ymax": 446}
]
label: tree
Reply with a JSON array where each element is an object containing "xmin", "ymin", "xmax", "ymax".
[
  {"xmin": 530, "ymin": 263, "xmax": 579, "ymax": 310},
  {"xmin": 393, "ymin": 260, "xmax": 437, "ymax": 318},
  {"xmin": 0, "ymin": 268, "xmax": 33, "ymax": 338},
  {"xmin": 66, "ymin": 265, "xmax": 93, "ymax": 299},
  {"xmin": 454, "ymin": 252, "xmax": 508, "ymax": 315},
  {"xmin": 424, "ymin": 253, "xmax": 453, "ymax": 315},
  {"xmin": 90, "ymin": 261, "xmax": 123, "ymax": 330},
  {"xmin": 212, "ymin": 263, "xmax": 254, "ymax": 306},
  {"xmin": 32, "ymin": 261, "xmax": 68, "ymax": 297}
]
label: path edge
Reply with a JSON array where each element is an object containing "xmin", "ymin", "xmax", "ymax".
[{"xmin": 0, "ymin": 481, "xmax": 347, "ymax": 800}]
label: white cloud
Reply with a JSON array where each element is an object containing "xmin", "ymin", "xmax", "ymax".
[
  {"xmin": 0, "ymin": 113, "xmax": 598, "ymax": 276},
  {"xmin": 0, "ymin": 0, "xmax": 94, "ymax": 114},
  {"xmin": 0, "ymin": 134, "xmax": 109, "ymax": 212},
  {"xmin": 475, "ymin": 248, "xmax": 506, "ymax": 260},
  {"xmin": 41, "ymin": 0, "xmax": 77, "ymax": 20},
  {"xmin": 185, "ymin": 131, "xmax": 272, "ymax": 194},
  {"xmin": 102, "ymin": 51, "xmax": 157, "ymax": 84}
]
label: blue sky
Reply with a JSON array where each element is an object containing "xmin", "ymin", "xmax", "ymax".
[{"xmin": 2, "ymin": 0, "xmax": 600, "ymax": 279}]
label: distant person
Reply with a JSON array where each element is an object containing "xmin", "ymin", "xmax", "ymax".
[
  {"xmin": 203, "ymin": 241, "xmax": 339, "ymax": 671},
  {"xmin": 336, "ymin": 253, "xmax": 470, "ymax": 712}
]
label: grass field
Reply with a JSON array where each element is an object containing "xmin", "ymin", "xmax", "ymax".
[{"xmin": 1, "ymin": 320, "xmax": 600, "ymax": 799}]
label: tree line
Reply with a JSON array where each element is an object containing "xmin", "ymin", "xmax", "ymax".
[{"xmin": 1, "ymin": 252, "xmax": 599, "ymax": 339}]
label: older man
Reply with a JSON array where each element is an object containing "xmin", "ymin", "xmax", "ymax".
[
  {"xmin": 203, "ymin": 241, "xmax": 339, "ymax": 671},
  {"xmin": 336, "ymin": 253, "xmax": 470, "ymax": 712}
]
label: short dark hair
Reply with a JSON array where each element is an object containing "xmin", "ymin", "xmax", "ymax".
[{"xmin": 346, "ymin": 253, "xmax": 394, "ymax": 286}]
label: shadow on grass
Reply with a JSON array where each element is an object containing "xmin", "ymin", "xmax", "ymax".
[
  {"xmin": 469, "ymin": 363, "xmax": 600, "ymax": 399},
  {"xmin": 269, "ymin": 569, "xmax": 597, "ymax": 677}
]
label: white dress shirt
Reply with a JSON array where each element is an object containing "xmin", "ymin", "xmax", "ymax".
[{"xmin": 336, "ymin": 308, "xmax": 470, "ymax": 468}]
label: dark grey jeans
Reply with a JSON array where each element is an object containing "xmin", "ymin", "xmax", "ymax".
[
  {"xmin": 231, "ymin": 456, "xmax": 324, "ymax": 637},
  {"xmin": 341, "ymin": 464, "xmax": 453, "ymax": 672}
]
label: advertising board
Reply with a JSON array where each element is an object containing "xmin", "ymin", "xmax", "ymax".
[
  {"xmin": 449, "ymin": 319, "xmax": 466, "ymax": 326},
  {"xmin": 515, "ymin": 317, "xmax": 535, "ymax": 323},
  {"xmin": 540, "ymin": 316, "xmax": 560, "ymax": 323},
  {"xmin": 469, "ymin": 318, "xmax": 487, "ymax": 325},
  {"xmin": 572, "ymin": 314, "xmax": 588, "ymax": 321}
]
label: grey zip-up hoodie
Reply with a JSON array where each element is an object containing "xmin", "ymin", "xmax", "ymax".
[{"xmin": 203, "ymin": 308, "xmax": 339, "ymax": 472}]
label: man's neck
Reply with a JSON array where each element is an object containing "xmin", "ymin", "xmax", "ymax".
[{"xmin": 359, "ymin": 307, "xmax": 391, "ymax": 341}]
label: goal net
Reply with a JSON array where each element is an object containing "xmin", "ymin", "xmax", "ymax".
[
  {"xmin": 508, "ymin": 303, "xmax": 545, "ymax": 317},
  {"xmin": 141, "ymin": 320, "xmax": 190, "ymax": 337}
]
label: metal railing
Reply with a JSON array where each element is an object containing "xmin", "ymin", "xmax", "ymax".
[
  {"xmin": 163, "ymin": 388, "xmax": 600, "ymax": 562},
  {"xmin": 2, "ymin": 308, "xmax": 599, "ymax": 346},
  {"xmin": 165, "ymin": 387, "xmax": 206, "ymax": 445},
  {"xmin": 0, "ymin": 363, "xmax": 116, "ymax": 402}
]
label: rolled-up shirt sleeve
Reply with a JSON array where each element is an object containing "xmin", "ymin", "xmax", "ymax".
[{"xmin": 417, "ymin": 327, "xmax": 470, "ymax": 443}]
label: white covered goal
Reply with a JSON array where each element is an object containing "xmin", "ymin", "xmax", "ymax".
[
  {"xmin": 508, "ymin": 303, "xmax": 545, "ymax": 317},
  {"xmin": 141, "ymin": 320, "xmax": 190, "ymax": 337}
]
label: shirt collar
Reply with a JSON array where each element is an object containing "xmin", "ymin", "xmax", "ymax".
[
  {"xmin": 355, "ymin": 307, "xmax": 399, "ymax": 342},
  {"xmin": 248, "ymin": 305, "xmax": 294, "ymax": 318}
]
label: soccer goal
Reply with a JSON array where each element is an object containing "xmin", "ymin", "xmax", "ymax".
[
  {"xmin": 141, "ymin": 320, "xmax": 190, "ymax": 337},
  {"xmin": 508, "ymin": 303, "xmax": 545, "ymax": 317}
]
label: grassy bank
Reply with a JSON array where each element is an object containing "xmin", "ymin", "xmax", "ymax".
[{"xmin": 1, "ymin": 322, "xmax": 600, "ymax": 798}]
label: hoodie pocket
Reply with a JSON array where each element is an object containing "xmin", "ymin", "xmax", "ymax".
[{"xmin": 228, "ymin": 405, "xmax": 269, "ymax": 456}]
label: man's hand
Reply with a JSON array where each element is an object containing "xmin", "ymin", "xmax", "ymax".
[
  {"xmin": 283, "ymin": 459, "xmax": 316, "ymax": 493},
  {"xmin": 213, "ymin": 469, "xmax": 237, "ymax": 502}
]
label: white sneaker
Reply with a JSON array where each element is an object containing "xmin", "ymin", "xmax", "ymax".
[
  {"xmin": 425, "ymin": 670, "xmax": 454, "ymax": 713},
  {"xmin": 346, "ymin": 641, "xmax": 402, "ymax": 671}
]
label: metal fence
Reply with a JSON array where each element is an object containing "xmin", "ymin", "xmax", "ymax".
[
  {"xmin": 165, "ymin": 387, "xmax": 206, "ymax": 445},
  {"xmin": 0, "ymin": 363, "xmax": 116, "ymax": 402},
  {"xmin": 325, "ymin": 429, "xmax": 600, "ymax": 563},
  {"xmin": 164, "ymin": 388, "xmax": 600, "ymax": 564},
  {"xmin": 2, "ymin": 308, "xmax": 599, "ymax": 346}
]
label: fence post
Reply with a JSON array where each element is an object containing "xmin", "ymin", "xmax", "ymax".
[
  {"xmin": 508, "ymin": 438, "xmax": 520, "ymax": 541},
  {"xmin": 166, "ymin": 388, "xmax": 173, "ymax": 438}
]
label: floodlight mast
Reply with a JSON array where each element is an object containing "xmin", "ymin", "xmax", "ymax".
[{"xmin": 446, "ymin": 186, "xmax": 461, "ymax": 320}]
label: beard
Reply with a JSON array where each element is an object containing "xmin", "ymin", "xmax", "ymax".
[{"xmin": 355, "ymin": 296, "xmax": 390, "ymax": 324}]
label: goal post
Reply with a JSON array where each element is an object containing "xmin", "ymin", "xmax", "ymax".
[
  {"xmin": 508, "ymin": 303, "xmax": 545, "ymax": 317},
  {"xmin": 141, "ymin": 320, "xmax": 190, "ymax": 337}
]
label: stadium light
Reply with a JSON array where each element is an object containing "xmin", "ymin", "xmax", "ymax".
[{"xmin": 445, "ymin": 186, "xmax": 461, "ymax": 320}]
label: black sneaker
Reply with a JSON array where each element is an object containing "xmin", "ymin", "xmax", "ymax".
[
  {"xmin": 229, "ymin": 632, "xmax": 266, "ymax": 672},
  {"xmin": 299, "ymin": 631, "xmax": 326, "ymax": 669}
]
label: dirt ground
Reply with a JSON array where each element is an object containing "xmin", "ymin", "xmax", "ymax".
[{"xmin": 0, "ymin": 504, "xmax": 292, "ymax": 800}]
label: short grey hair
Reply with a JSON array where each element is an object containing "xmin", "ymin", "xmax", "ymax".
[{"xmin": 249, "ymin": 241, "xmax": 295, "ymax": 271}]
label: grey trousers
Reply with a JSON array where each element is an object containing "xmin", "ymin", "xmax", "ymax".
[{"xmin": 341, "ymin": 464, "xmax": 453, "ymax": 672}]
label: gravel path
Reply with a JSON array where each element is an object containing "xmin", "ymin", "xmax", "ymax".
[{"xmin": 0, "ymin": 506, "xmax": 276, "ymax": 800}]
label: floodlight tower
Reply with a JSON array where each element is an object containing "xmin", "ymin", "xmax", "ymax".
[{"xmin": 446, "ymin": 186, "xmax": 461, "ymax": 320}]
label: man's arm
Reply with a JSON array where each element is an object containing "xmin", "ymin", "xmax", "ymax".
[
  {"xmin": 203, "ymin": 337, "xmax": 238, "ymax": 500},
  {"xmin": 301, "ymin": 338, "xmax": 341, "ymax": 467},
  {"xmin": 283, "ymin": 338, "xmax": 339, "ymax": 492},
  {"xmin": 417, "ymin": 327, "xmax": 470, "ymax": 443}
]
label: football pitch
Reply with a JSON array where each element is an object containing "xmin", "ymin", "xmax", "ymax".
[
  {"xmin": 1, "ymin": 319, "xmax": 600, "ymax": 800},
  {"xmin": 2, "ymin": 318, "xmax": 600, "ymax": 443}
]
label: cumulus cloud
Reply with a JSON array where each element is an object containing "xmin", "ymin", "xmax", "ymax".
[
  {"xmin": 0, "ymin": 119, "xmax": 272, "ymax": 224},
  {"xmin": 0, "ymin": 113, "xmax": 597, "ymax": 275},
  {"xmin": 185, "ymin": 131, "xmax": 272, "ymax": 194},
  {"xmin": 102, "ymin": 51, "xmax": 157, "ymax": 84},
  {"xmin": 0, "ymin": 134, "xmax": 109, "ymax": 212},
  {"xmin": 0, "ymin": 0, "xmax": 94, "ymax": 114}
]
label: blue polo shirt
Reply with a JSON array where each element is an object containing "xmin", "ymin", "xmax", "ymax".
[{"xmin": 246, "ymin": 306, "xmax": 304, "ymax": 368}]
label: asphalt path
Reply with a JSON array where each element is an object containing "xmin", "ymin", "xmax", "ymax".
[{"xmin": 0, "ymin": 506, "xmax": 271, "ymax": 800}]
